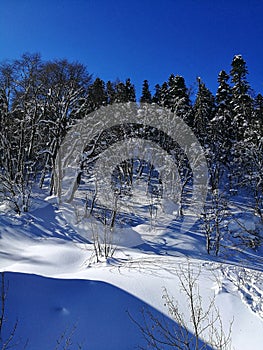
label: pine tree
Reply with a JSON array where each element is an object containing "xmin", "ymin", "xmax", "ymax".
[
  {"xmin": 159, "ymin": 82, "xmax": 169, "ymax": 107},
  {"xmin": 125, "ymin": 78, "xmax": 136, "ymax": 102},
  {"xmin": 254, "ymin": 93, "xmax": 263, "ymax": 127},
  {"xmin": 193, "ymin": 78, "xmax": 215, "ymax": 145},
  {"xmin": 87, "ymin": 77, "xmax": 107, "ymax": 110},
  {"xmin": 216, "ymin": 70, "xmax": 232, "ymax": 108},
  {"xmin": 167, "ymin": 75, "xmax": 189, "ymax": 108},
  {"xmin": 230, "ymin": 54, "xmax": 253, "ymax": 140},
  {"xmin": 211, "ymin": 70, "xmax": 233, "ymax": 163},
  {"xmin": 140, "ymin": 80, "xmax": 152, "ymax": 104},
  {"xmin": 167, "ymin": 74, "xmax": 191, "ymax": 123},
  {"xmin": 115, "ymin": 78, "xmax": 136, "ymax": 102},
  {"xmin": 106, "ymin": 80, "xmax": 116, "ymax": 104},
  {"xmin": 152, "ymin": 84, "xmax": 161, "ymax": 104},
  {"xmin": 115, "ymin": 81, "xmax": 126, "ymax": 103},
  {"xmin": 230, "ymin": 55, "xmax": 250, "ymax": 96},
  {"xmin": 233, "ymin": 92, "xmax": 263, "ymax": 215}
]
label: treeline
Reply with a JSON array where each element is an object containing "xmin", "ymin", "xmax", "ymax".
[{"xmin": 0, "ymin": 53, "xmax": 262, "ymax": 235}]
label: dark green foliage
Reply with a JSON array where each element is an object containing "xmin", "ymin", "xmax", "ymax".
[
  {"xmin": 167, "ymin": 74, "xmax": 190, "ymax": 110},
  {"xmin": 211, "ymin": 70, "xmax": 233, "ymax": 163},
  {"xmin": 88, "ymin": 78, "xmax": 107, "ymax": 110},
  {"xmin": 230, "ymin": 55, "xmax": 250, "ymax": 97},
  {"xmin": 230, "ymin": 55, "xmax": 253, "ymax": 140},
  {"xmin": 159, "ymin": 81, "xmax": 169, "ymax": 107},
  {"xmin": 152, "ymin": 84, "xmax": 161, "ymax": 104},
  {"xmin": 140, "ymin": 80, "xmax": 152, "ymax": 104},
  {"xmin": 125, "ymin": 78, "xmax": 136, "ymax": 102},
  {"xmin": 114, "ymin": 78, "xmax": 136, "ymax": 103},
  {"xmin": 106, "ymin": 80, "xmax": 116, "ymax": 104},
  {"xmin": 193, "ymin": 78, "xmax": 215, "ymax": 144},
  {"xmin": 254, "ymin": 93, "xmax": 263, "ymax": 127},
  {"xmin": 216, "ymin": 70, "xmax": 232, "ymax": 107}
]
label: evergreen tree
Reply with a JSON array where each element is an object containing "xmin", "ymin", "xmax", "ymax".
[
  {"xmin": 254, "ymin": 93, "xmax": 263, "ymax": 126},
  {"xmin": 244, "ymin": 93, "xmax": 263, "ymax": 144},
  {"xmin": 140, "ymin": 80, "xmax": 152, "ymax": 104},
  {"xmin": 167, "ymin": 74, "xmax": 191, "ymax": 122},
  {"xmin": 230, "ymin": 54, "xmax": 253, "ymax": 140},
  {"xmin": 115, "ymin": 81, "xmax": 127, "ymax": 103},
  {"xmin": 216, "ymin": 70, "xmax": 232, "ymax": 107},
  {"xmin": 125, "ymin": 78, "xmax": 136, "ymax": 102},
  {"xmin": 106, "ymin": 80, "xmax": 116, "ymax": 104},
  {"xmin": 152, "ymin": 84, "xmax": 161, "ymax": 104},
  {"xmin": 87, "ymin": 77, "xmax": 107, "ymax": 111},
  {"xmin": 167, "ymin": 75, "xmax": 189, "ymax": 108},
  {"xmin": 193, "ymin": 78, "xmax": 215, "ymax": 145},
  {"xmin": 159, "ymin": 82, "xmax": 169, "ymax": 107},
  {"xmin": 230, "ymin": 55, "xmax": 250, "ymax": 96},
  {"xmin": 115, "ymin": 78, "xmax": 136, "ymax": 103},
  {"xmin": 211, "ymin": 70, "xmax": 233, "ymax": 163}
]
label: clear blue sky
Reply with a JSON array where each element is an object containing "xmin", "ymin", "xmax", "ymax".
[{"xmin": 1, "ymin": 0, "xmax": 263, "ymax": 97}]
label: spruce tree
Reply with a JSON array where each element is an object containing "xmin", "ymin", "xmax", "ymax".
[
  {"xmin": 115, "ymin": 81, "xmax": 127, "ymax": 103},
  {"xmin": 115, "ymin": 78, "xmax": 136, "ymax": 102},
  {"xmin": 167, "ymin": 75, "xmax": 189, "ymax": 107},
  {"xmin": 193, "ymin": 78, "xmax": 215, "ymax": 145},
  {"xmin": 152, "ymin": 84, "xmax": 161, "ymax": 104},
  {"xmin": 87, "ymin": 78, "xmax": 107, "ymax": 111},
  {"xmin": 228, "ymin": 55, "xmax": 255, "ymax": 192},
  {"xmin": 216, "ymin": 70, "xmax": 232, "ymax": 108},
  {"xmin": 230, "ymin": 54, "xmax": 253, "ymax": 140},
  {"xmin": 140, "ymin": 80, "xmax": 152, "ymax": 104},
  {"xmin": 167, "ymin": 74, "xmax": 191, "ymax": 122},
  {"xmin": 212, "ymin": 70, "xmax": 233, "ymax": 163},
  {"xmin": 125, "ymin": 78, "xmax": 136, "ymax": 102},
  {"xmin": 254, "ymin": 93, "xmax": 263, "ymax": 126},
  {"xmin": 106, "ymin": 80, "xmax": 116, "ymax": 104},
  {"xmin": 159, "ymin": 82, "xmax": 169, "ymax": 107}
]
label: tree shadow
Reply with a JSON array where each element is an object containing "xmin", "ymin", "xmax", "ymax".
[{"xmin": 3, "ymin": 272, "xmax": 215, "ymax": 350}]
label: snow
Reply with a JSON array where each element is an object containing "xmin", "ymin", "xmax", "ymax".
[{"xmin": 1, "ymin": 193, "xmax": 263, "ymax": 349}]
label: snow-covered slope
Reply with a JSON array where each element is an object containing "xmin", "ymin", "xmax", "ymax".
[{"xmin": 1, "ymin": 196, "xmax": 263, "ymax": 349}]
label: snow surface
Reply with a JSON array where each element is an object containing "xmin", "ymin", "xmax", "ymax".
[{"xmin": 1, "ymin": 194, "xmax": 263, "ymax": 349}]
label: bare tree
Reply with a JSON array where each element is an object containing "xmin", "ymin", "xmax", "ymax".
[
  {"xmin": 130, "ymin": 263, "xmax": 233, "ymax": 350},
  {"xmin": 0, "ymin": 54, "xmax": 92, "ymax": 213},
  {"xmin": 201, "ymin": 148, "xmax": 229, "ymax": 256},
  {"xmin": 54, "ymin": 324, "xmax": 84, "ymax": 350},
  {"xmin": 38, "ymin": 59, "xmax": 92, "ymax": 194},
  {"xmin": 0, "ymin": 54, "xmax": 43, "ymax": 213},
  {"xmin": 0, "ymin": 273, "xmax": 22, "ymax": 350}
]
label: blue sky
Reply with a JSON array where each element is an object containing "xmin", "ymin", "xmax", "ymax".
[{"xmin": 1, "ymin": 0, "xmax": 263, "ymax": 97}]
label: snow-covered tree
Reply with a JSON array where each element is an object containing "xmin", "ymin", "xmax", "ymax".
[
  {"xmin": 106, "ymin": 80, "xmax": 117, "ymax": 105},
  {"xmin": 230, "ymin": 54, "xmax": 253, "ymax": 141},
  {"xmin": 114, "ymin": 78, "xmax": 136, "ymax": 103},
  {"xmin": 159, "ymin": 81, "xmax": 169, "ymax": 107},
  {"xmin": 125, "ymin": 78, "xmax": 136, "ymax": 102},
  {"xmin": 193, "ymin": 78, "xmax": 215, "ymax": 145},
  {"xmin": 210, "ymin": 70, "xmax": 233, "ymax": 167},
  {"xmin": 140, "ymin": 80, "xmax": 152, "ymax": 104},
  {"xmin": 87, "ymin": 78, "xmax": 107, "ymax": 111},
  {"xmin": 0, "ymin": 53, "xmax": 44, "ymax": 212},
  {"xmin": 152, "ymin": 83, "xmax": 161, "ymax": 104},
  {"xmin": 39, "ymin": 59, "xmax": 91, "ymax": 193}
]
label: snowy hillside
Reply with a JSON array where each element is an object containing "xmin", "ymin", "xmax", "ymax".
[
  {"xmin": 1, "ymin": 19, "xmax": 263, "ymax": 350},
  {"xmin": 1, "ymin": 192, "xmax": 263, "ymax": 350}
]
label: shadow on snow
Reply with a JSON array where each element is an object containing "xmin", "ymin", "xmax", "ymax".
[{"xmin": 4, "ymin": 272, "xmax": 215, "ymax": 350}]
